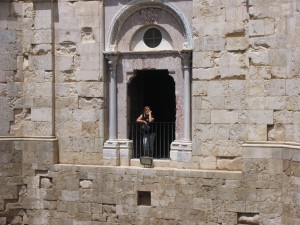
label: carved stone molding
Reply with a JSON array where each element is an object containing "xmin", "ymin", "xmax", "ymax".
[
  {"xmin": 137, "ymin": 8, "xmax": 161, "ymax": 24},
  {"xmin": 106, "ymin": 1, "xmax": 192, "ymax": 51}
]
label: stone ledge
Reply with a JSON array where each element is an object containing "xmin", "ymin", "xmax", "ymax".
[
  {"xmin": 53, "ymin": 163, "xmax": 242, "ymax": 179},
  {"xmin": 0, "ymin": 136, "xmax": 57, "ymax": 141},
  {"xmin": 243, "ymin": 141, "xmax": 300, "ymax": 149}
]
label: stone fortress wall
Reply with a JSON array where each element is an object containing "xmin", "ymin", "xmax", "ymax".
[{"xmin": 0, "ymin": 0, "xmax": 299, "ymax": 224}]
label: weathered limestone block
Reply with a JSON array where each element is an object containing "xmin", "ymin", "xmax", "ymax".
[
  {"xmin": 271, "ymin": 66, "xmax": 287, "ymax": 81},
  {"xmin": 62, "ymin": 190, "xmax": 79, "ymax": 202},
  {"xmin": 193, "ymin": 110, "xmax": 210, "ymax": 124},
  {"xmin": 268, "ymin": 96, "xmax": 286, "ymax": 110},
  {"xmin": 55, "ymin": 2, "xmax": 78, "ymax": 30},
  {"xmin": 56, "ymin": 29, "xmax": 81, "ymax": 44},
  {"xmin": 244, "ymin": 110, "xmax": 273, "ymax": 124},
  {"xmin": 32, "ymin": 44, "xmax": 52, "ymax": 55},
  {"xmin": 199, "ymin": 156, "xmax": 217, "ymax": 169},
  {"xmin": 34, "ymin": 4, "xmax": 51, "ymax": 29},
  {"xmin": 32, "ymin": 30, "xmax": 52, "ymax": 44},
  {"xmin": 192, "ymin": 81, "xmax": 207, "ymax": 96},
  {"xmin": 229, "ymin": 124, "xmax": 247, "ymax": 140},
  {"xmin": 249, "ymin": 48, "xmax": 269, "ymax": 66},
  {"xmin": 56, "ymin": 83, "xmax": 76, "ymax": 97},
  {"xmin": 211, "ymin": 110, "xmax": 239, "ymax": 124},
  {"xmin": 217, "ymin": 157, "xmax": 242, "ymax": 170},
  {"xmin": 247, "ymin": 124, "xmax": 267, "ymax": 141},
  {"xmin": 225, "ymin": 80, "xmax": 245, "ymax": 96},
  {"xmin": 0, "ymin": 30, "xmax": 16, "ymax": 44},
  {"xmin": 194, "ymin": 124, "xmax": 214, "ymax": 140},
  {"xmin": 192, "ymin": 0, "xmax": 222, "ymax": 17},
  {"xmin": 56, "ymin": 96, "xmax": 78, "ymax": 109},
  {"xmin": 193, "ymin": 51, "xmax": 214, "ymax": 68},
  {"xmin": 193, "ymin": 68, "xmax": 218, "ymax": 80},
  {"xmin": 29, "ymin": 54, "xmax": 52, "ymax": 70},
  {"xmin": 248, "ymin": 66, "xmax": 271, "ymax": 80},
  {"xmin": 79, "ymin": 97, "xmax": 103, "ymax": 109},
  {"xmin": 56, "ymin": 56, "xmax": 74, "ymax": 71},
  {"xmin": 75, "ymin": 70, "xmax": 100, "ymax": 81},
  {"xmin": 269, "ymin": 49, "xmax": 287, "ymax": 67},
  {"xmin": 286, "ymin": 79, "xmax": 300, "ymax": 96},
  {"xmin": 0, "ymin": 83, "xmax": 7, "ymax": 97},
  {"xmin": 7, "ymin": 82, "xmax": 23, "ymax": 98},
  {"xmin": 0, "ymin": 54, "xmax": 17, "ymax": 70},
  {"xmin": 246, "ymin": 80, "xmax": 268, "ymax": 96},
  {"xmin": 73, "ymin": 137, "xmax": 97, "ymax": 153},
  {"xmin": 65, "ymin": 178, "xmax": 79, "ymax": 191},
  {"xmin": 31, "ymin": 108, "xmax": 52, "ymax": 122},
  {"xmin": 76, "ymin": 82, "xmax": 104, "ymax": 98},
  {"xmin": 77, "ymin": 43, "xmax": 99, "ymax": 55},
  {"xmin": 225, "ymin": 21, "xmax": 245, "ymax": 34},
  {"xmin": 193, "ymin": 198, "xmax": 213, "ymax": 210},
  {"xmin": 72, "ymin": 109, "xmax": 99, "ymax": 122},
  {"xmin": 249, "ymin": 18, "xmax": 275, "ymax": 37},
  {"xmin": 201, "ymin": 96, "xmax": 224, "ymax": 110},
  {"xmin": 246, "ymin": 96, "xmax": 268, "ymax": 110},
  {"xmin": 225, "ymin": 5, "xmax": 247, "ymax": 22},
  {"xmin": 274, "ymin": 110, "xmax": 293, "ymax": 124},
  {"xmin": 286, "ymin": 96, "xmax": 300, "ymax": 111},
  {"xmin": 226, "ymin": 36, "xmax": 248, "ymax": 51},
  {"xmin": 0, "ymin": 44, "xmax": 16, "ymax": 57},
  {"xmin": 79, "ymin": 55, "xmax": 100, "ymax": 70},
  {"xmin": 202, "ymin": 16, "xmax": 226, "ymax": 36},
  {"xmin": 207, "ymin": 81, "xmax": 224, "ymax": 96},
  {"xmin": 214, "ymin": 124, "xmax": 230, "ymax": 140},
  {"xmin": 0, "ymin": 2, "xmax": 9, "ymax": 18},
  {"xmin": 194, "ymin": 36, "xmax": 226, "ymax": 52}
]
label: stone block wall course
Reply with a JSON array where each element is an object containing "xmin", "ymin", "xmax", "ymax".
[
  {"xmin": 1, "ymin": 142, "xmax": 294, "ymax": 225},
  {"xmin": 0, "ymin": 0, "xmax": 300, "ymax": 224},
  {"xmin": 191, "ymin": 0, "xmax": 300, "ymax": 170}
]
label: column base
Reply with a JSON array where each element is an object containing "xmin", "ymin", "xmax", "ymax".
[
  {"xmin": 170, "ymin": 140, "xmax": 192, "ymax": 162},
  {"xmin": 103, "ymin": 139, "xmax": 133, "ymax": 166},
  {"xmin": 119, "ymin": 139, "xmax": 133, "ymax": 166},
  {"xmin": 103, "ymin": 140, "xmax": 120, "ymax": 166}
]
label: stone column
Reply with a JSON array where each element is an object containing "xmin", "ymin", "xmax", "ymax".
[
  {"xmin": 106, "ymin": 54, "xmax": 118, "ymax": 139},
  {"xmin": 103, "ymin": 53, "xmax": 120, "ymax": 166},
  {"xmin": 170, "ymin": 51, "xmax": 192, "ymax": 165},
  {"xmin": 182, "ymin": 51, "xmax": 191, "ymax": 141}
]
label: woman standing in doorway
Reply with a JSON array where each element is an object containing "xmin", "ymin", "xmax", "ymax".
[{"xmin": 136, "ymin": 106, "xmax": 155, "ymax": 157}]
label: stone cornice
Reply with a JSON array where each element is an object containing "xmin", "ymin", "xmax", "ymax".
[{"xmin": 243, "ymin": 141, "xmax": 300, "ymax": 150}]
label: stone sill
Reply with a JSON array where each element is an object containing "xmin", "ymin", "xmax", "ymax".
[
  {"xmin": 130, "ymin": 158, "xmax": 171, "ymax": 168},
  {"xmin": 55, "ymin": 163, "xmax": 242, "ymax": 180}
]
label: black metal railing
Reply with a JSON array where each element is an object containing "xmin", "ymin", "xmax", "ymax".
[{"xmin": 130, "ymin": 122, "xmax": 175, "ymax": 159}]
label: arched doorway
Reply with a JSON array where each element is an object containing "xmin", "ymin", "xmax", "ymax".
[
  {"xmin": 103, "ymin": 0, "xmax": 193, "ymax": 166},
  {"xmin": 129, "ymin": 70, "xmax": 176, "ymax": 159}
]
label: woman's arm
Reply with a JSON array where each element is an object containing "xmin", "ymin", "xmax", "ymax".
[{"xmin": 137, "ymin": 114, "xmax": 147, "ymax": 124}]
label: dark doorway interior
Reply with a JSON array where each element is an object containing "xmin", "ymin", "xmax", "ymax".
[
  {"xmin": 129, "ymin": 70, "xmax": 176, "ymax": 159},
  {"xmin": 129, "ymin": 70, "xmax": 176, "ymax": 122}
]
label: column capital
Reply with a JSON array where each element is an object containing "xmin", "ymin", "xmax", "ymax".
[
  {"xmin": 104, "ymin": 52, "xmax": 119, "ymax": 70},
  {"xmin": 180, "ymin": 50, "xmax": 192, "ymax": 69}
]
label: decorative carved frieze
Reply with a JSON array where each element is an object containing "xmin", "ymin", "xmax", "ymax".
[{"xmin": 137, "ymin": 8, "xmax": 161, "ymax": 24}]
